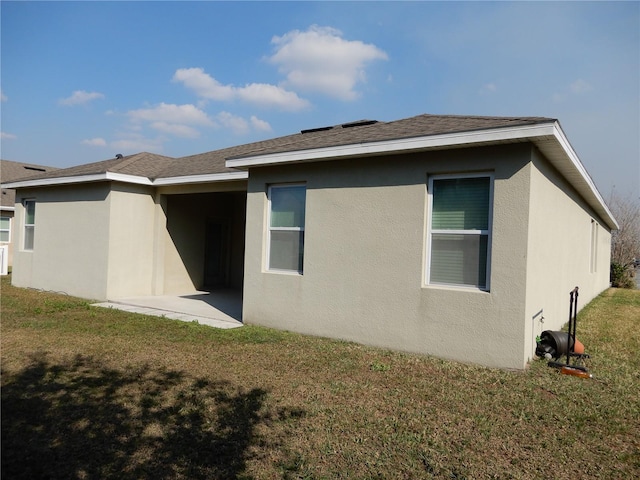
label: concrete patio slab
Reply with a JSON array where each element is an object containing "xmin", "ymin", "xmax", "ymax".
[{"xmin": 92, "ymin": 290, "xmax": 243, "ymax": 330}]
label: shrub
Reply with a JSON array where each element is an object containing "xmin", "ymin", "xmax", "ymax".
[{"xmin": 610, "ymin": 261, "xmax": 636, "ymax": 288}]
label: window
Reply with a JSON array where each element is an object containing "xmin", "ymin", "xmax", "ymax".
[
  {"xmin": 0, "ymin": 217, "xmax": 10, "ymax": 243},
  {"xmin": 267, "ymin": 184, "xmax": 306, "ymax": 273},
  {"xmin": 427, "ymin": 174, "xmax": 493, "ymax": 289},
  {"xmin": 23, "ymin": 200, "xmax": 36, "ymax": 250},
  {"xmin": 590, "ymin": 220, "xmax": 598, "ymax": 273}
]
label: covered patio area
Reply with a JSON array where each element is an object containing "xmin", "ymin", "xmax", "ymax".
[{"xmin": 92, "ymin": 289, "xmax": 243, "ymax": 329}]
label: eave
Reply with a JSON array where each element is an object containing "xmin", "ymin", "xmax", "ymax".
[
  {"xmin": 226, "ymin": 121, "xmax": 618, "ymax": 231},
  {"xmin": 152, "ymin": 171, "xmax": 248, "ymax": 185},
  {"xmin": 1, "ymin": 171, "xmax": 248, "ymax": 189}
]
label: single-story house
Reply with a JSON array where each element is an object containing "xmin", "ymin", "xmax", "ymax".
[
  {"xmin": 1, "ymin": 159, "xmax": 59, "ymax": 269},
  {"xmin": 2, "ymin": 114, "xmax": 617, "ymax": 369}
]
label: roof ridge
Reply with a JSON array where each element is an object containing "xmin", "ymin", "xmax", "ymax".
[
  {"xmin": 109, "ymin": 152, "xmax": 176, "ymax": 178},
  {"xmin": 110, "ymin": 152, "xmax": 159, "ymax": 171},
  {"xmin": 415, "ymin": 113, "xmax": 556, "ymax": 121}
]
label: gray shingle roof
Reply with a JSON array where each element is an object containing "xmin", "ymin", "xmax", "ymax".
[
  {"xmin": 159, "ymin": 114, "xmax": 554, "ymax": 178},
  {"xmin": 2, "ymin": 114, "xmax": 557, "ymax": 184},
  {"xmin": 1, "ymin": 160, "xmax": 59, "ymax": 208},
  {"xmin": 6, "ymin": 152, "xmax": 176, "ymax": 183},
  {"xmin": 226, "ymin": 114, "xmax": 555, "ymax": 160}
]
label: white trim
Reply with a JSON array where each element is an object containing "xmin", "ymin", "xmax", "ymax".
[
  {"xmin": 108, "ymin": 172, "xmax": 154, "ymax": 185},
  {"xmin": 2, "ymin": 172, "xmax": 152, "ymax": 189},
  {"xmin": 430, "ymin": 229, "xmax": 489, "ymax": 235},
  {"xmin": 0, "ymin": 206, "xmax": 16, "ymax": 212},
  {"xmin": 226, "ymin": 121, "xmax": 617, "ymax": 231},
  {"xmin": 549, "ymin": 123, "xmax": 618, "ymax": 229},
  {"xmin": 2, "ymin": 170, "xmax": 248, "ymax": 189},
  {"xmin": 152, "ymin": 171, "xmax": 248, "ymax": 185},
  {"xmin": 0, "ymin": 119, "xmax": 616, "ymax": 230},
  {"xmin": 22, "ymin": 199, "xmax": 36, "ymax": 251},
  {"xmin": 425, "ymin": 173, "xmax": 494, "ymax": 291},
  {"xmin": 266, "ymin": 183, "xmax": 306, "ymax": 274},
  {"xmin": 227, "ymin": 123, "xmax": 558, "ymax": 168},
  {"xmin": 0, "ymin": 215, "xmax": 11, "ymax": 243}
]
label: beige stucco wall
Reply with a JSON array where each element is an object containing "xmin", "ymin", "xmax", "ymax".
[
  {"xmin": 12, "ymin": 183, "xmax": 112, "ymax": 299},
  {"xmin": 11, "ymin": 180, "xmax": 248, "ymax": 300},
  {"xmin": 12, "ymin": 182, "xmax": 169, "ymax": 300},
  {"xmin": 105, "ymin": 183, "xmax": 158, "ymax": 298},
  {"xmin": 243, "ymin": 144, "xmax": 538, "ymax": 369},
  {"xmin": 523, "ymin": 149, "xmax": 612, "ymax": 361}
]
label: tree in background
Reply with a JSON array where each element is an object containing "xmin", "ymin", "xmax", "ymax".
[{"xmin": 609, "ymin": 191, "xmax": 640, "ymax": 288}]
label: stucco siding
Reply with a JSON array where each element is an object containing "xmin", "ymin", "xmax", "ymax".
[
  {"xmin": 105, "ymin": 184, "xmax": 158, "ymax": 298},
  {"xmin": 243, "ymin": 144, "xmax": 534, "ymax": 369},
  {"xmin": 524, "ymin": 149, "xmax": 612, "ymax": 361},
  {"xmin": 12, "ymin": 184, "xmax": 111, "ymax": 300}
]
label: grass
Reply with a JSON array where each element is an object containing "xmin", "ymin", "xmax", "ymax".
[{"xmin": 1, "ymin": 276, "xmax": 639, "ymax": 479}]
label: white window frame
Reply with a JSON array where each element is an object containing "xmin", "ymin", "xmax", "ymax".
[
  {"xmin": 0, "ymin": 216, "xmax": 10, "ymax": 243},
  {"xmin": 23, "ymin": 199, "xmax": 36, "ymax": 251},
  {"xmin": 426, "ymin": 173, "xmax": 494, "ymax": 291},
  {"xmin": 266, "ymin": 183, "xmax": 306, "ymax": 274}
]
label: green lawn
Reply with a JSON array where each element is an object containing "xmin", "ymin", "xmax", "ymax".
[{"xmin": 1, "ymin": 276, "xmax": 639, "ymax": 479}]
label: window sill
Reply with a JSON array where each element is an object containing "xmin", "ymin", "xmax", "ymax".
[
  {"xmin": 423, "ymin": 283, "xmax": 490, "ymax": 294},
  {"xmin": 265, "ymin": 269, "xmax": 303, "ymax": 276}
]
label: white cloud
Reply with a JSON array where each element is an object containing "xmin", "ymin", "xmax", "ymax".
[
  {"xmin": 173, "ymin": 68, "xmax": 235, "ymax": 101},
  {"xmin": 59, "ymin": 90, "xmax": 105, "ymax": 106},
  {"xmin": 480, "ymin": 83, "xmax": 497, "ymax": 94},
  {"xmin": 570, "ymin": 79, "xmax": 593, "ymax": 94},
  {"xmin": 125, "ymin": 102, "xmax": 215, "ymax": 138},
  {"xmin": 236, "ymin": 83, "xmax": 309, "ymax": 110},
  {"xmin": 268, "ymin": 25, "xmax": 388, "ymax": 100},
  {"xmin": 1, "ymin": 132, "xmax": 17, "ymax": 140},
  {"xmin": 553, "ymin": 79, "xmax": 595, "ymax": 103},
  {"xmin": 150, "ymin": 122, "xmax": 201, "ymax": 138},
  {"xmin": 81, "ymin": 137, "xmax": 107, "ymax": 147},
  {"xmin": 127, "ymin": 102, "xmax": 214, "ymax": 126},
  {"xmin": 173, "ymin": 67, "xmax": 310, "ymax": 111},
  {"xmin": 216, "ymin": 112, "xmax": 250, "ymax": 135},
  {"xmin": 0, "ymin": 90, "xmax": 7, "ymax": 102},
  {"xmin": 250, "ymin": 115, "xmax": 272, "ymax": 132},
  {"xmin": 213, "ymin": 113, "xmax": 272, "ymax": 135}
]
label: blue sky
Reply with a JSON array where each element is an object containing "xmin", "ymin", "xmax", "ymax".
[{"xmin": 1, "ymin": 1, "xmax": 638, "ymax": 199}]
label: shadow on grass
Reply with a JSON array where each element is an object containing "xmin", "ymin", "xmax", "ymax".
[{"xmin": 1, "ymin": 352, "xmax": 300, "ymax": 479}]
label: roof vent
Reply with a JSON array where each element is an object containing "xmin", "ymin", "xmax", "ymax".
[
  {"xmin": 115, "ymin": 154, "xmax": 124, "ymax": 159},
  {"xmin": 341, "ymin": 120, "xmax": 378, "ymax": 129},
  {"xmin": 300, "ymin": 126, "xmax": 334, "ymax": 134},
  {"xmin": 23, "ymin": 166, "xmax": 46, "ymax": 172}
]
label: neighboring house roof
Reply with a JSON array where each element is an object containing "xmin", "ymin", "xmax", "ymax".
[
  {"xmin": 0, "ymin": 113, "xmax": 617, "ymax": 229},
  {"xmin": 1, "ymin": 159, "xmax": 59, "ymax": 210}
]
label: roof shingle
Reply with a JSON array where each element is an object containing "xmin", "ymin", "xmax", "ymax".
[
  {"xmin": 2, "ymin": 114, "xmax": 556, "ymax": 184},
  {"xmin": 1, "ymin": 159, "xmax": 59, "ymax": 208}
]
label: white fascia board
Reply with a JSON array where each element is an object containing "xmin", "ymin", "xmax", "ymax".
[
  {"xmin": 1, "ymin": 172, "xmax": 153, "ymax": 189},
  {"xmin": 152, "ymin": 171, "xmax": 248, "ymax": 185},
  {"xmin": 106, "ymin": 172, "xmax": 153, "ymax": 185},
  {"xmin": 3, "ymin": 171, "xmax": 248, "ymax": 189},
  {"xmin": 2, "ymin": 173, "xmax": 113, "ymax": 189},
  {"xmin": 550, "ymin": 122, "xmax": 619, "ymax": 230},
  {"xmin": 225, "ymin": 123, "xmax": 559, "ymax": 168}
]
